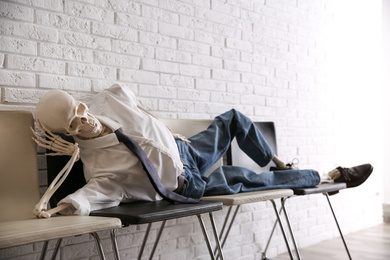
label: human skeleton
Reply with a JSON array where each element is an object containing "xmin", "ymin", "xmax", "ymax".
[
  {"xmin": 32, "ymin": 89, "xmax": 188, "ymax": 218},
  {"xmin": 32, "ymin": 88, "xmax": 348, "ymax": 219},
  {"xmin": 32, "ymin": 90, "xmax": 104, "ymax": 218}
]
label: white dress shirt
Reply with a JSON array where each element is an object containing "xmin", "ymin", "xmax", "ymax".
[{"xmin": 59, "ymin": 84, "xmax": 183, "ymax": 216}]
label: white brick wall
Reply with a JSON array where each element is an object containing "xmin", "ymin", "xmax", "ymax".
[{"xmin": 0, "ymin": 0, "xmax": 384, "ymax": 259}]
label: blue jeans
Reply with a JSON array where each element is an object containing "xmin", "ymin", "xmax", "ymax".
[{"xmin": 175, "ymin": 109, "xmax": 320, "ymax": 198}]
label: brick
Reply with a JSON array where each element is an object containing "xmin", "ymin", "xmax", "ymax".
[
  {"xmin": 156, "ymin": 48, "xmax": 192, "ymax": 64},
  {"xmin": 180, "ymin": 16, "xmax": 213, "ymax": 33},
  {"xmin": 139, "ymin": 84, "xmax": 177, "ymax": 98},
  {"xmin": 40, "ymin": 43, "xmax": 93, "ymax": 63},
  {"xmin": 8, "ymin": 55, "xmax": 66, "ymax": 74},
  {"xmin": 242, "ymin": 72, "xmax": 266, "ymax": 85},
  {"xmin": 0, "ymin": 2, "xmax": 34, "ymax": 22},
  {"xmin": 39, "ymin": 74, "xmax": 91, "ymax": 91},
  {"xmin": 3, "ymin": 88, "xmax": 47, "ymax": 104},
  {"xmin": 212, "ymin": 68, "xmax": 240, "ymax": 82},
  {"xmin": 159, "ymin": 23, "xmax": 194, "ymax": 40},
  {"xmin": 224, "ymin": 60, "xmax": 251, "ymax": 72},
  {"xmin": 94, "ymin": 51, "xmax": 140, "ymax": 69},
  {"xmin": 140, "ymin": 32, "xmax": 177, "ymax": 49},
  {"xmin": 92, "ymin": 21, "xmax": 138, "ymax": 41},
  {"xmin": 16, "ymin": 0, "xmax": 63, "ymax": 11},
  {"xmin": 159, "ymin": 99, "xmax": 194, "ymax": 112},
  {"xmin": 211, "ymin": 0, "xmax": 241, "ymax": 17},
  {"xmin": 159, "ymin": 74, "xmax": 193, "ymax": 89},
  {"xmin": 159, "ymin": 0, "xmax": 195, "ymax": 16},
  {"xmin": 0, "ymin": 53, "xmax": 4, "ymax": 68},
  {"xmin": 36, "ymin": 10, "xmax": 90, "ymax": 33},
  {"xmin": 0, "ymin": 70, "xmax": 36, "ymax": 87},
  {"xmin": 142, "ymin": 5, "xmax": 179, "ymax": 24},
  {"xmin": 179, "ymin": 64, "xmax": 210, "ymax": 78},
  {"xmin": 211, "ymin": 92, "xmax": 240, "ymax": 104},
  {"xmin": 195, "ymin": 31, "xmax": 224, "ymax": 46},
  {"xmin": 211, "ymin": 46, "xmax": 240, "ymax": 61},
  {"xmin": 178, "ymin": 39, "xmax": 210, "ymax": 55},
  {"xmin": 68, "ymin": 62, "xmax": 116, "ymax": 80},
  {"xmin": 213, "ymin": 23, "xmax": 241, "ymax": 38},
  {"xmin": 194, "ymin": 101, "xmax": 231, "ymax": 115},
  {"xmin": 0, "ymin": 19, "xmax": 58, "ymax": 43},
  {"xmin": 196, "ymin": 78, "xmax": 226, "ymax": 91},
  {"xmin": 178, "ymin": 88, "xmax": 209, "ymax": 101},
  {"xmin": 65, "ymin": 0, "xmax": 114, "ymax": 22},
  {"xmin": 113, "ymin": 40, "xmax": 154, "ymax": 58},
  {"xmin": 94, "ymin": 0, "xmax": 142, "ymax": 13},
  {"xmin": 116, "ymin": 13, "xmax": 158, "ymax": 32},
  {"xmin": 120, "ymin": 69, "xmax": 159, "ymax": 85},
  {"xmin": 142, "ymin": 58, "xmax": 179, "ymax": 73},
  {"xmin": 227, "ymin": 83, "xmax": 254, "ymax": 94},
  {"xmin": 0, "ymin": 36, "xmax": 37, "ymax": 55},
  {"xmin": 59, "ymin": 31, "xmax": 111, "ymax": 51},
  {"xmin": 193, "ymin": 54, "xmax": 222, "ymax": 69}
]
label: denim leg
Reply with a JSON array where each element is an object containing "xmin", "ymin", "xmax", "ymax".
[
  {"xmin": 187, "ymin": 109, "xmax": 274, "ymax": 176},
  {"xmin": 204, "ymin": 166, "xmax": 320, "ymax": 196},
  {"xmin": 176, "ymin": 109, "xmax": 320, "ymax": 198}
]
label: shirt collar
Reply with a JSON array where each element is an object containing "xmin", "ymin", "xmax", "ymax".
[
  {"xmin": 74, "ymin": 116, "xmax": 123, "ymax": 149},
  {"xmin": 74, "ymin": 133, "xmax": 119, "ymax": 149}
]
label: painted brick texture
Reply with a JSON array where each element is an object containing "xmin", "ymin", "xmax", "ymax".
[{"xmin": 0, "ymin": 0, "xmax": 383, "ymax": 259}]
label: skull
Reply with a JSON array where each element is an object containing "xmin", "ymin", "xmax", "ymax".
[{"xmin": 35, "ymin": 89, "xmax": 103, "ymax": 138}]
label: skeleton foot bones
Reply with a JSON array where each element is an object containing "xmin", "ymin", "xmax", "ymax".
[{"xmin": 31, "ymin": 122, "xmax": 79, "ymax": 218}]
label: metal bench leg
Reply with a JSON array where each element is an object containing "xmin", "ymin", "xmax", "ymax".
[
  {"xmin": 110, "ymin": 229, "xmax": 121, "ymax": 260},
  {"xmin": 262, "ymin": 198, "xmax": 297, "ymax": 260},
  {"xmin": 149, "ymin": 221, "xmax": 166, "ymax": 259},
  {"xmin": 270, "ymin": 199, "xmax": 294, "ymax": 260},
  {"xmin": 39, "ymin": 241, "xmax": 49, "ymax": 260},
  {"xmin": 137, "ymin": 221, "xmax": 167, "ymax": 260},
  {"xmin": 208, "ymin": 212, "xmax": 225, "ymax": 260},
  {"xmin": 91, "ymin": 232, "xmax": 106, "ymax": 260},
  {"xmin": 324, "ymin": 192, "xmax": 352, "ymax": 260},
  {"xmin": 138, "ymin": 223, "xmax": 152, "ymax": 260},
  {"xmin": 197, "ymin": 215, "xmax": 219, "ymax": 260},
  {"xmin": 281, "ymin": 197, "xmax": 301, "ymax": 260},
  {"xmin": 213, "ymin": 205, "xmax": 240, "ymax": 256}
]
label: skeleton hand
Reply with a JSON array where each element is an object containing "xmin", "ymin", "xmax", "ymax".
[
  {"xmin": 31, "ymin": 121, "xmax": 80, "ymax": 159},
  {"xmin": 31, "ymin": 121, "xmax": 80, "ymax": 218},
  {"xmin": 171, "ymin": 133, "xmax": 191, "ymax": 143}
]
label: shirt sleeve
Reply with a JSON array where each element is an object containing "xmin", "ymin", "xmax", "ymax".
[{"xmin": 58, "ymin": 177, "xmax": 124, "ymax": 216}]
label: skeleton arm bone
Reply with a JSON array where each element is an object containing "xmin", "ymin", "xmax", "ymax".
[{"xmin": 31, "ymin": 124, "xmax": 80, "ymax": 218}]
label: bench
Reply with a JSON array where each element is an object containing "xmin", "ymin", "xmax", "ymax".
[
  {"xmin": 46, "ymin": 117, "xmax": 351, "ymax": 260},
  {"xmin": 0, "ymin": 111, "xmax": 122, "ymax": 260},
  {"xmin": 46, "ymin": 133, "xmax": 224, "ymax": 259},
  {"xmin": 163, "ymin": 119, "xmax": 350, "ymax": 260}
]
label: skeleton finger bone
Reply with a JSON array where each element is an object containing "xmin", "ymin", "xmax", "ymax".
[
  {"xmin": 37, "ymin": 203, "xmax": 72, "ymax": 219},
  {"xmin": 37, "ymin": 121, "xmax": 77, "ymax": 151},
  {"xmin": 31, "ymin": 124, "xmax": 79, "ymax": 158}
]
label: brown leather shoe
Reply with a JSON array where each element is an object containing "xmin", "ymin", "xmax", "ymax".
[{"xmin": 334, "ymin": 164, "xmax": 373, "ymax": 188}]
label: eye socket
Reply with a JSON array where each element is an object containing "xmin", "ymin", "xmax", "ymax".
[
  {"xmin": 68, "ymin": 117, "xmax": 79, "ymax": 131},
  {"xmin": 76, "ymin": 103, "xmax": 87, "ymax": 116}
]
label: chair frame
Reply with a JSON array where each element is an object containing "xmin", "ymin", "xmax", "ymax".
[
  {"xmin": 0, "ymin": 111, "xmax": 121, "ymax": 260},
  {"xmin": 262, "ymin": 183, "xmax": 351, "ymax": 260},
  {"xmin": 46, "ymin": 134, "xmax": 224, "ymax": 260}
]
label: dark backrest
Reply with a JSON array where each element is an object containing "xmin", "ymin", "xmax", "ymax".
[
  {"xmin": 228, "ymin": 122, "xmax": 277, "ymax": 172},
  {"xmin": 46, "ymin": 135, "xmax": 86, "ymax": 208}
]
